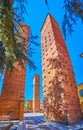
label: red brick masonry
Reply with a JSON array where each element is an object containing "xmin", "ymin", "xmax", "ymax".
[
  {"xmin": 33, "ymin": 74, "xmax": 40, "ymax": 112},
  {"xmin": 41, "ymin": 14, "xmax": 81, "ymax": 124},
  {"xmin": 0, "ymin": 24, "xmax": 29, "ymax": 120}
]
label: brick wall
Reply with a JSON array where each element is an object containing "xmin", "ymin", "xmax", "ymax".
[
  {"xmin": 41, "ymin": 14, "xmax": 81, "ymax": 124},
  {"xmin": 33, "ymin": 74, "xmax": 40, "ymax": 112},
  {"xmin": 0, "ymin": 23, "xmax": 29, "ymax": 120}
]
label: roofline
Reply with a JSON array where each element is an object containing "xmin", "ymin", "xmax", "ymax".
[
  {"xmin": 40, "ymin": 13, "xmax": 52, "ymax": 32},
  {"xmin": 33, "ymin": 74, "xmax": 40, "ymax": 79},
  {"xmin": 77, "ymin": 82, "xmax": 83, "ymax": 86},
  {"xmin": 19, "ymin": 22, "xmax": 30, "ymax": 29},
  {"xmin": 40, "ymin": 13, "xmax": 58, "ymax": 32}
]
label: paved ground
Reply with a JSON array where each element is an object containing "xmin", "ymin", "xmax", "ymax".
[
  {"xmin": 0, "ymin": 113, "xmax": 83, "ymax": 130},
  {"xmin": 0, "ymin": 121, "xmax": 19, "ymax": 130},
  {"xmin": 24, "ymin": 113, "xmax": 83, "ymax": 130}
]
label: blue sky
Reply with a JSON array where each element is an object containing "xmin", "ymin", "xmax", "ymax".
[{"xmin": 0, "ymin": 0, "xmax": 83, "ymax": 102}]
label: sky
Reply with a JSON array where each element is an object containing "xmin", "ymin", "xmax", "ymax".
[{"xmin": 0, "ymin": 0, "xmax": 83, "ymax": 102}]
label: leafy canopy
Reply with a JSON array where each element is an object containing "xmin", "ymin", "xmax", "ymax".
[
  {"xmin": 45, "ymin": 0, "xmax": 83, "ymax": 38},
  {"xmin": 0, "ymin": 0, "xmax": 83, "ymax": 74},
  {"xmin": 0, "ymin": 0, "xmax": 36, "ymax": 73}
]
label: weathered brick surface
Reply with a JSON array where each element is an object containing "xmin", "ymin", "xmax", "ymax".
[
  {"xmin": 33, "ymin": 74, "xmax": 40, "ymax": 112},
  {"xmin": 41, "ymin": 14, "xmax": 81, "ymax": 124},
  {"xmin": 0, "ymin": 23, "xmax": 29, "ymax": 120}
]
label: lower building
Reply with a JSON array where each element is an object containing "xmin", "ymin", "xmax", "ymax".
[
  {"xmin": 40, "ymin": 102, "xmax": 44, "ymax": 112},
  {"xmin": 24, "ymin": 100, "xmax": 33, "ymax": 112},
  {"xmin": 77, "ymin": 83, "xmax": 83, "ymax": 113}
]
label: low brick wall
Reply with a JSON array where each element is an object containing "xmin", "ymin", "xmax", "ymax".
[{"xmin": 0, "ymin": 115, "xmax": 10, "ymax": 121}]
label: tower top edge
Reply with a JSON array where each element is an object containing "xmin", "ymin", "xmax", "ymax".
[
  {"xmin": 33, "ymin": 74, "xmax": 40, "ymax": 79},
  {"xmin": 40, "ymin": 13, "xmax": 58, "ymax": 32}
]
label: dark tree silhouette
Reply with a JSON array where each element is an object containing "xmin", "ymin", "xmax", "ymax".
[
  {"xmin": 62, "ymin": 0, "xmax": 83, "ymax": 38},
  {"xmin": 0, "ymin": 0, "xmax": 38, "ymax": 73},
  {"xmin": 0, "ymin": 0, "xmax": 83, "ymax": 73},
  {"xmin": 45, "ymin": 0, "xmax": 83, "ymax": 38}
]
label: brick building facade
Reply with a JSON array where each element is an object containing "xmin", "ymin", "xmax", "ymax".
[
  {"xmin": 0, "ymin": 23, "xmax": 29, "ymax": 120},
  {"xmin": 24, "ymin": 100, "xmax": 33, "ymax": 112},
  {"xmin": 77, "ymin": 83, "xmax": 83, "ymax": 113},
  {"xmin": 33, "ymin": 74, "xmax": 40, "ymax": 112},
  {"xmin": 41, "ymin": 14, "xmax": 81, "ymax": 124}
]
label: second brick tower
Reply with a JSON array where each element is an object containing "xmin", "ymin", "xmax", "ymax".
[{"xmin": 41, "ymin": 14, "xmax": 81, "ymax": 124}]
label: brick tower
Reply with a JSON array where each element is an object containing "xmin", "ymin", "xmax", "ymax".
[
  {"xmin": 41, "ymin": 14, "xmax": 81, "ymax": 124},
  {"xmin": 33, "ymin": 74, "xmax": 40, "ymax": 112},
  {"xmin": 0, "ymin": 23, "xmax": 29, "ymax": 120}
]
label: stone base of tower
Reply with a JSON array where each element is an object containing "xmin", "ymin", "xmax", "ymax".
[
  {"xmin": 0, "ymin": 100, "xmax": 19, "ymax": 120},
  {"xmin": 44, "ymin": 112, "xmax": 81, "ymax": 124},
  {"xmin": 33, "ymin": 105, "xmax": 40, "ymax": 113},
  {"xmin": 0, "ymin": 97, "xmax": 24, "ymax": 120},
  {"xmin": 43, "ymin": 85, "xmax": 82, "ymax": 124},
  {"xmin": 43, "ymin": 102, "xmax": 82, "ymax": 124}
]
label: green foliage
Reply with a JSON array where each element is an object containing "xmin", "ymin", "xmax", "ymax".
[
  {"xmin": 0, "ymin": 0, "xmax": 83, "ymax": 73},
  {"xmin": 0, "ymin": 0, "xmax": 35, "ymax": 73},
  {"xmin": 44, "ymin": 0, "xmax": 83, "ymax": 38},
  {"xmin": 62, "ymin": 0, "xmax": 83, "ymax": 38},
  {"xmin": 0, "ymin": 0, "xmax": 15, "ymax": 72}
]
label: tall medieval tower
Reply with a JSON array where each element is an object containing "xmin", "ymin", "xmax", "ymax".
[
  {"xmin": 0, "ymin": 23, "xmax": 29, "ymax": 120},
  {"xmin": 41, "ymin": 14, "xmax": 81, "ymax": 124},
  {"xmin": 33, "ymin": 74, "xmax": 40, "ymax": 112}
]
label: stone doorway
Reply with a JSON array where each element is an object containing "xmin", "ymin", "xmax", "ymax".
[{"xmin": 9, "ymin": 110, "xmax": 14, "ymax": 120}]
